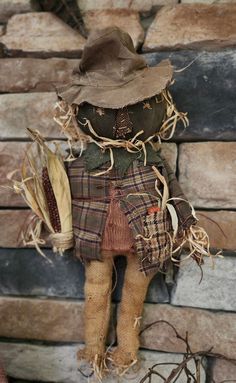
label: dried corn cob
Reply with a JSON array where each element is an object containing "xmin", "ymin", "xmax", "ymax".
[{"xmin": 42, "ymin": 167, "xmax": 61, "ymax": 233}]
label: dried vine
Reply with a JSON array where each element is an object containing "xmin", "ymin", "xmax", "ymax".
[{"xmin": 139, "ymin": 320, "xmax": 236, "ymax": 383}]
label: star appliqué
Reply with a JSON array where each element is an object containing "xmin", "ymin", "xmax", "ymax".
[
  {"xmin": 96, "ymin": 107, "xmax": 105, "ymax": 116},
  {"xmin": 143, "ymin": 102, "xmax": 152, "ymax": 110}
]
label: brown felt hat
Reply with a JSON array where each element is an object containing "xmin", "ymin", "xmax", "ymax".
[{"xmin": 58, "ymin": 26, "xmax": 173, "ymax": 109}]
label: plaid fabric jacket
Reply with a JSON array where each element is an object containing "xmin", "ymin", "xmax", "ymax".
[{"xmin": 67, "ymin": 151, "xmax": 196, "ymax": 273}]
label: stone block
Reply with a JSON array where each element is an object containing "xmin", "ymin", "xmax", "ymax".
[
  {"xmin": 77, "ymin": 0, "xmax": 178, "ymax": 13},
  {"xmin": 0, "ymin": 13, "xmax": 85, "ymax": 58},
  {"xmin": 171, "ymin": 255, "xmax": 236, "ymax": 311},
  {"xmin": 0, "ymin": 93, "xmax": 59, "ymax": 139},
  {"xmin": 197, "ymin": 210, "xmax": 236, "ymax": 250},
  {"xmin": 0, "ymin": 249, "xmax": 169, "ymax": 304},
  {"xmin": 0, "ymin": 58, "xmax": 77, "ymax": 92},
  {"xmin": 0, "ymin": 296, "xmax": 115, "ymax": 344},
  {"xmin": 0, "ymin": 343, "xmax": 206, "ymax": 382},
  {"xmin": 0, "ymin": 142, "xmax": 29, "ymax": 207},
  {"xmin": 211, "ymin": 358, "xmax": 236, "ymax": 382},
  {"xmin": 144, "ymin": 4, "xmax": 236, "ymax": 51},
  {"xmin": 161, "ymin": 143, "xmax": 177, "ymax": 172},
  {"xmin": 0, "ymin": 296, "xmax": 85, "ymax": 342},
  {"xmin": 140, "ymin": 304, "xmax": 236, "ymax": 358},
  {"xmin": 182, "ymin": 0, "xmax": 236, "ymax": 3},
  {"xmin": 144, "ymin": 50, "xmax": 236, "ymax": 141},
  {"xmin": 178, "ymin": 142, "xmax": 236, "ymax": 208},
  {"xmin": 0, "ymin": 210, "xmax": 51, "ymax": 247},
  {"xmin": 83, "ymin": 9, "xmax": 144, "ymax": 49},
  {"xmin": 0, "ymin": 0, "xmax": 39, "ymax": 23},
  {"xmin": 0, "ymin": 210, "xmax": 32, "ymax": 247}
]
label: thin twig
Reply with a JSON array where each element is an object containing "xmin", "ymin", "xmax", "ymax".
[{"xmin": 139, "ymin": 320, "xmax": 236, "ymax": 383}]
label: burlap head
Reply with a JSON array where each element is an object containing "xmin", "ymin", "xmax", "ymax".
[{"xmin": 58, "ymin": 26, "xmax": 173, "ymax": 109}]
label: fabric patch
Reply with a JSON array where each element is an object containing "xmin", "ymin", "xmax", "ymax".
[
  {"xmin": 136, "ymin": 209, "xmax": 172, "ymax": 273},
  {"xmin": 113, "ymin": 107, "xmax": 133, "ymax": 138},
  {"xmin": 101, "ymin": 188, "xmax": 134, "ymax": 252}
]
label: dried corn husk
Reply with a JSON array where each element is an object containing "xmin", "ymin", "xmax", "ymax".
[{"xmin": 10, "ymin": 128, "xmax": 74, "ymax": 255}]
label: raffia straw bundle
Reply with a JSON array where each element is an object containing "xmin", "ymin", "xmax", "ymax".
[
  {"xmin": 159, "ymin": 88, "xmax": 189, "ymax": 140},
  {"xmin": 151, "ymin": 166, "xmax": 222, "ymax": 267},
  {"xmin": 11, "ymin": 128, "xmax": 73, "ymax": 256}
]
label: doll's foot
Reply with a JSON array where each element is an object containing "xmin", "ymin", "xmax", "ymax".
[
  {"xmin": 107, "ymin": 347, "xmax": 138, "ymax": 375},
  {"xmin": 77, "ymin": 347, "xmax": 105, "ymax": 379}
]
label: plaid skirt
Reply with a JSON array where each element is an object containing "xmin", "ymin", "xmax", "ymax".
[{"xmin": 67, "ymin": 155, "xmax": 196, "ymax": 273}]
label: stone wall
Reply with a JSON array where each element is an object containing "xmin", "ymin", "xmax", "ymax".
[{"xmin": 0, "ymin": 1, "xmax": 236, "ymax": 382}]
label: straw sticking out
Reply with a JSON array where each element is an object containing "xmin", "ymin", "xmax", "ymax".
[
  {"xmin": 159, "ymin": 89, "xmax": 189, "ymax": 140},
  {"xmin": 54, "ymin": 101, "xmax": 88, "ymax": 147},
  {"xmin": 178, "ymin": 225, "xmax": 222, "ymax": 266}
]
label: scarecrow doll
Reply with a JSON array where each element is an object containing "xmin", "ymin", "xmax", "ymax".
[{"xmin": 13, "ymin": 27, "xmax": 215, "ymax": 378}]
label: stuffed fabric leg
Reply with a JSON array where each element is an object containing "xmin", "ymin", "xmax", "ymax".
[
  {"xmin": 77, "ymin": 256, "xmax": 113, "ymax": 375},
  {"xmin": 78, "ymin": 251, "xmax": 156, "ymax": 377},
  {"xmin": 110, "ymin": 253, "xmax": 156, "ymax": 372}
]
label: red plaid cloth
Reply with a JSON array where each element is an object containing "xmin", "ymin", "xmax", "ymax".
[
  {"xmin": 101, "ymin": 187, "xmax": 135, "ymax": 252},
  {"xmin": 136, "ymin": 209, "xmax": 172, "ymax": 273}
]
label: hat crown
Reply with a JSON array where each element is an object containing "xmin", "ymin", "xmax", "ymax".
[
  {"xmin": 57, "ymin": 27, "xmax": 173, "ymax": 109},
  {"xmin": 73, "ymin": 27, "xmax": 147, "ymax": 85}
]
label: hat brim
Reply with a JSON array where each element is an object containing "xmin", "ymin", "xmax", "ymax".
[{"xmin": 58, "ymin": 59, "xmax": 173, "ymax": 109}]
